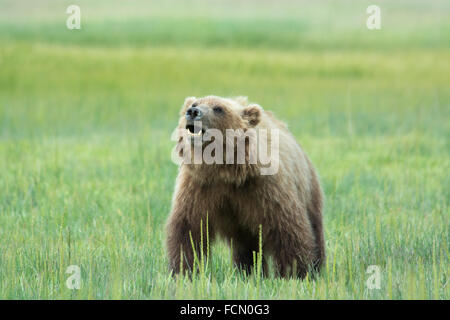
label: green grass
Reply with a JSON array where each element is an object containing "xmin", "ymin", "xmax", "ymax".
[{"xmin": 0, "ymin": 0, "xmax": 448, "ymax": 299}]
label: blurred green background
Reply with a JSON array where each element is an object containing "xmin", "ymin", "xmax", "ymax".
[{"xmin": 0, "ymin": 0, "xmax": 448, "ymax": 299}]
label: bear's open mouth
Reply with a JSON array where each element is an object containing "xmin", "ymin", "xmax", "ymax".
[{"xmin": 186, "ymin": 124, "xmax": 205, "ymax": 136}]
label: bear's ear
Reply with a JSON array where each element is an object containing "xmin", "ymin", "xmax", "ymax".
[
  {"xmin": 180, "ymin": 96, "xmax": 196, "ymax": 116},
  {"xmin": 242, "ymin": 104, "xmax": 263, "ymax": 127}
]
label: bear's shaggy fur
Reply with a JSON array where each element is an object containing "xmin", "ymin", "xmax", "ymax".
[{"xmin": 166, "ymin": 96, "xmax": 325, "ymax": 278}]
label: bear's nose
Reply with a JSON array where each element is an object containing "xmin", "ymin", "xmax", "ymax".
[{"xmin": 186, "ymin": 106, "xmax": 203, "ymax": 120}]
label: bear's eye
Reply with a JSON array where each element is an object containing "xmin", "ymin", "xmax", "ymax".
[{"xmin": 213, "ymin": 106, "xmax": 223, "ymax": 114}]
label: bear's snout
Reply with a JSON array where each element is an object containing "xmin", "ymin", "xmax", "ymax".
[{"xmin": 185, "ymin": 106, "xmax": 203, "ymax": 121}]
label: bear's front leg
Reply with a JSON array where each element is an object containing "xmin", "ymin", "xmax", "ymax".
[
  {"xmin": 166, "ymin": 203, "xmax": 213, "ymax": 275},
  {"xmin": 268, "ymin": 222, "xmax": 317, "ymax": 279}
]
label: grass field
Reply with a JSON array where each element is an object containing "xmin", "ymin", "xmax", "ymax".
[{"xmin": 0, "ymin": 0, "xmax": 448, "ymax": 299}]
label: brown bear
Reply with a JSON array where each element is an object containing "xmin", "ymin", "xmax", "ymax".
[{"xmin": 166, "ymin": 95, "xmax": 325, "ymax": 278}]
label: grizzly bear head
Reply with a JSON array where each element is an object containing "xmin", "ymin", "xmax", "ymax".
[
  {"xmin": 172, "ymin": 95, "xmax": 269, "ymax": 184},
  {"xmin": 179, "ymin": 95, "xmax": 262, "ymax": 135}
]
